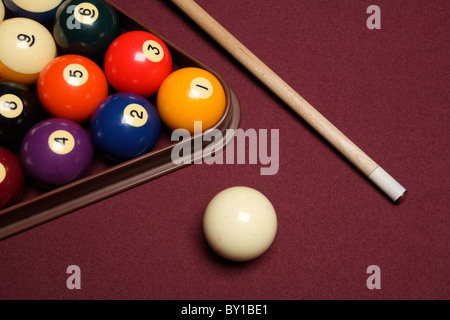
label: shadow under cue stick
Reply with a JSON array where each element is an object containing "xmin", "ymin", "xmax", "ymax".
[{"xmin": 170, "ymin": 0, "xmax": 407, "ymax": 203}]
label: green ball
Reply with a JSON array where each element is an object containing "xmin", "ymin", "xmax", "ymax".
[{"xmin": 53, "ymin": 0, "xmax": 121, "ymax": 61}]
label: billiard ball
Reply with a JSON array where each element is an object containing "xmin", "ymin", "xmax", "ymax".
[
  {"xmin": 0, "ymin": 146, "xmax": 24, "ymax": 209},
  {"xmin": 53, "ymin": 0, "xmax": 120, "ymax": 61},
  {"xmin": 0, "ymin": 80, "xmax": 43, "ymax": 150},
  {"xmin": 3, "ymin": 0, "xmax": 64, "ymax": 25},
  {"xmin": 37, "ymin": 54, "xmax": 108, "ymax": 123},
  {"xmin": 90, "ymin": 93, "xmax": 161, "ymax": 162},
  {"xmin": 156, "ymin": 67, "xmax": 226, "ymax": 134},
  {"xmin": 20, "ymin": 118, "xmax": 93, "ymax": 188},
  {"xmin": 0, "ymin": 1, "xmax": 5, "ymax": 22},
  {"xmin": 203, "ymin": 186, "xmax": 277, "ymax": 262},
  {"xmin": 104, "ymin": 31, "xmax": 173, "ymax": 97},
  {"xmin": 0, "ymin": 17, "xmax": 57, "ymax": 85}
]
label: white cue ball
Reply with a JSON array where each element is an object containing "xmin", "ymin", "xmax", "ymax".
[{"xmin": 203, "ymin": 186, "xmax": 277, "ymax": 262}]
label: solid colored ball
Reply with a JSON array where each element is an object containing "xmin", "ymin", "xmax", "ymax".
[
  {"xmin": 20, "ymin": 118, "xmax": 93, "ymax": 188},
  {"xmin": 0, "ymin": 146, "xmax": 24, "ymax": 209},
  {"xmin": 157, "ymin": 67, "xmax": 226, "ymax": 134},
  {"xmin": 0, "ymin": 17, "xmax": 57, "ymax": 85},
  {"xmin": 0, "ymin": 80, "xmax": 43, "ymax": 150},
  {"xmin": 203, "ymin": 186, "xmax": 277, "ymax": 262},
  {"xmin": 3, "ymin": 0, "xmax": 64, "ymax": 25},
  {"xmin": 37, "ymin": 54, "xmax": 108, "ymax": 122},
  {"xmin": 104, "ymin": 31, "xmax": 173, "ymax": 97},
  {"xmin": 90, "ymin": 93, "xmax": 161, "ymax": 162},
  {"xmin": 53, "ymin": 0, "xmax": 120, "ymax": 61}
]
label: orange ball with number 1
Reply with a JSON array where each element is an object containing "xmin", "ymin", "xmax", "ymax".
[{"xmin": 157, "ymin": 67, "xmax": 226, "ymax": 134}]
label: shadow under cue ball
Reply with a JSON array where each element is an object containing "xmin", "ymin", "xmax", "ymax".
[{"xmin": 203, "ymin": 186, "xmax": 277, "ymax": 262}]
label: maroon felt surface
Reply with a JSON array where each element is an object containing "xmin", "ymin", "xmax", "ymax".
[{"xmin": 0, "ymin": 0, "xmax": 449, "ymax": 300}]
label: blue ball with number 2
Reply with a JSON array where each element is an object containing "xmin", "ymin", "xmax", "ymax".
[{"xmin": 90, "ymin": 92, "xmax": 161, "ymax": 161}]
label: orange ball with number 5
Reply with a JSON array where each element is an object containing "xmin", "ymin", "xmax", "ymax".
[{"xmin": 37, "ymin": 54, "xmax": 108, "ymax": 122}]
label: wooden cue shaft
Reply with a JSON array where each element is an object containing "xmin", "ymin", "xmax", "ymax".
[{"xmin": 170, "ymin": 0, "xmax": 406, "ymax": 202}]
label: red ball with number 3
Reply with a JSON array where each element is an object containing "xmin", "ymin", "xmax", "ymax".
[
  {"xmin": 37, "ymin": 54, "xmax": 108, "ymax": 123},
  {"xmin": 104, "ymin": 31, "xmax": 173, "ymax": 97}
]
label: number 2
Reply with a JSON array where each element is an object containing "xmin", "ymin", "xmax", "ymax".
[{"xmin": 130, "ymin": 109, "xmax": 144, "ymax": 119}]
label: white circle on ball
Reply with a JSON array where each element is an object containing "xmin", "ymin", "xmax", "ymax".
[
  {"xmin": 203, "ymin": 186, "xmax": 277, "ymax": 262},
  {"xmin": 189, "ymin": 77, "xmax": 213, "ymax": 99},
  {"xmin": 48, "ymin": 130, "xmax": 75, "ymax": 155},
  {"xmin": 74, "ymin": 3, "xmax": 99, "ymax": 25},
  {"xmin": 0, "ymin": 163, "xmax": 6, "ymax": 183},
  {"xmin": 142, "ymin": 40, "xmax": 164, "ymax": 63},
  {"xmin": 0, "ymin": 94, "xmax": 23, "ymax": 119},
  {"xmin": 123, "ymin": 103, "xmax": 148, "ymax": 128},
  {"xmin": 63, "ymin": 64, "xmax": 89, "ymax": 86}
]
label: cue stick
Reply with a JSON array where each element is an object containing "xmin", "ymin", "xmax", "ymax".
[{"xmin": 170, "ymin": 0, "xmax": 406, "ymax": 202}]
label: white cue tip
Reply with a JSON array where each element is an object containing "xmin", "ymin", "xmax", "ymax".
[{"xmin": 369, "ymin": 166, "xmax": 407, "ymax": 203}]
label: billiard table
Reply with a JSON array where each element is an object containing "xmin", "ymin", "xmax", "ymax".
[{"xmin": 0, "ymin": 0, "xmax": 448, "ymax": 307}]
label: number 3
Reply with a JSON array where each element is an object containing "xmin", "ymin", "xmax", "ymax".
[{"xmin": 147, "ymin": 44, "xmax": 160, "ymax": 55}]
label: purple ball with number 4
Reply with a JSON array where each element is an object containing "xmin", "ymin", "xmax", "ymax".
[{"xmin": 20, "ymin": 118, "xmax": 93, "ymax": 188}]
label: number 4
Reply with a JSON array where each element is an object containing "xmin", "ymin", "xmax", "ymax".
[{"xmin": 55, "ymin": 137, "xmax": 69, "ymax": 145}]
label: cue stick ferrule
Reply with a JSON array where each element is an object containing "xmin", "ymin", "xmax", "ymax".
[{"xmin": 368, "ymin": 166, "xmax": 407, "ymax": 202}]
